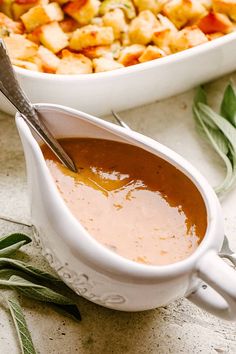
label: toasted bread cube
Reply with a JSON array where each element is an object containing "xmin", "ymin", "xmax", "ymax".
[
  {"xmin": 21, "ymin": 3, "xmax": 64, "ymax": 32},
  {"xmin": 4, "ymin": 34, "xmax": 38, "ymax": 59},
  {"xmin": 199, "ymin": 0, "xmax": 212, "ymax": 9},
  {"xmin": 213, "ymin": 0, "xmax": 236, "ymax": 21},
  {"xmin": 12, "ymin": 0, "xmax": 48, "ymax": 20},
  {"xmin": 12, "ymin": 58, "xmax": 41, "ymax": 71},
  {"xmin": 99, "ymin": 0, "xmax": 136, "ymax": 20},
  {"xmin": 138, "ymin": 45, "xmax": 165, "ymax": 62},
  {"xmin": 118, "ymin": 44, "xmax": 145, "ymax": 66},
  {"xmin": 64, "ymin": 0, "xmax": 100, "ymax": 25},
  {"xmin": 0, "ymin": 0, "xmax": 14, "ymax": 18},
  {"xmin": 152, "ymin": 28, "xmax": 174, "ymax": 54},
  {"xmin": 54, "ymin": 0, "xmax": 70, "ymax": 4},
  {"xmin": 26, "ymin": 27, "xmax": 41, "ymax": 43},
  {"xmin": 70, "ymin": 25, "xmax": 114, "ymax": 50},
  {"xmin": 39, "ymin": 21, "xmax": 68, "ymax": 53},
  {"xmin": 81, "ymin": 45, "xmax": 111, "ymax": 58},
  {"xmin": 198, "ymin": 12, "xmax": 233, "ymax": 34},
  {"xmin": 170, "ymin": 26, "xmax": 208, "ymax": 52},
  {"xmin": 56, "ymin": 49, "xmax": 92, "ymax": 74},
  {"xmin": 207, "ymin": 32, "xmax": 224, "ymax": 40},
  {"xmin": 163, "ymin": 0, "xmax": 207, "ymax": 29},
  {"xmin": 133, "ymin": 0, "xmax": 165, "ymax": 14},
  {"xmin": 0, "ymin": 12, "xmax": 24, "ymax": 34},
  {"xmin": 59, "ymin": 17, "xmax": 79, "ymax": 32},
  {"xmin": 93, "ymin": 57, "xmax": 123, "ymax": 72},
  {"xmin": 45, "ymin": 2, "xmax": 64, "ymax": 21},
  {"xmin": 37, "ymin": 45, "xmax": 60, "ymax": 72},
  {"xmin": 157, "ymin": 14, "xmax": 178, "ymax": 32},
  {"xmin": 129, "ymin": 10, "xmax": 159, "ymax": 45},
  {"xmin": 102, "ymin": 9, "xmax": 127, "ymax": 39}
]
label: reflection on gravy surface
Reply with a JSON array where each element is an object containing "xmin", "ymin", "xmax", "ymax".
[{"xmin": 42, "ymin": 138, "xmax": 207, "ymax": 266}]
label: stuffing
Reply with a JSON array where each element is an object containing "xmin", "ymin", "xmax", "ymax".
[
  {"xmin": 152, "ymin": 28, "xmax": 174, "ymax": 54},
  {"xmin": 59, "ymin": 17, "xmax": 79, "ymax": 32},
  {"xmin": 64, "ymin": 0, "xmax": 100, "ymax": 25},
  {"xmin": 212, "ymin": 0, "xmax": 236, "ymax": 21},
  {"xmin": 138, "ymin": 45, "xmax": 166, "ymax": 62},
  {"xmin": 102, "ymin": 8, "xmax": 127, "ymax": 39},
  {"xmin": 99, "ymin": 0, "xmax": 136, "ymax": 19},
  {"xmin": 4, "ymin": 34, "xmax": 38, "ymax": 59},
  {"xmin": 198, "ymin": 11, "xmax": 233, "ymax": 34},
  {"xmin": 0, "ymin": 0, "xmax": 235, "ymax": 75},
  {"xmin": 170, "ymin": 25, "xmax": 208, "ymax": 52},
  {"xmin": 69, "ymin": 25, "xmax": 114, "ymax": 50},
  {"xmin": 129, "ymin": 10, "xmax": 159, "ymax": 45},
  {"xmin": 199, "ymin": 0, "xmax": 212, "ymax": 9},
  {"xmin": 93, "ymin": 57, "xmax": 124, "ymax": 72},
  {"xmin": 21, "ymin": 2, "xmax": 64, "ymax": 32},
  {"xmin": 11, "ymin": 0, "xmax": 48, "ymax": 20},
  {"xmin": 56, "ymin": 49, "xmax": 92, "ymax": 74},
  {"xmin": 38, "ymin": 21, "xmax": 68, "ymax": 52},
  {"xmin": 0, "ymin": 11, "xmax": 24, "ymax": 34},
  {"xmin": 118, "ymin": 44, "xmax": 145, "ymax": 66},
  {"xmin": 80, "ymin": 45, "xmax": 111, "ymax": 59},
  {"xmin": 11, "ymin": 58, "xmax": 41, "ymax": 71},
  {"xmin": 37, "ymin": 44, "xmax": 60, "ymax": 72},
  {"xmin": 206, "ymin": 31, "xmax": 224, "ymax": 40},
  {"xmin": 163, "ymin": 0, "xmax": 207, "ymax": 29},
  {"xmin": 133, "ymin": 0, "xmax": 166, "ymax": 15}
]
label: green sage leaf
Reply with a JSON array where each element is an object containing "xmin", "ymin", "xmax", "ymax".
[
  {"xmin": 193, "ymin": 87, "xmax": 218, "ymax": 130},
  {"xmin": 0, "ymin": 258, "xmax": 61, "ymax": 283},
  {"xmin": 198, "ymin": 103, "xmax": 236, "ymax": 168},
  {"xmin": 6, "ymin": 275, "xmax": 81, "ymax": 321},
  {"xmin": 1, "ymin": 275, "xmax": 74, "ymax": 304},
  {"xmin": 220, "ymin": 82, "xmax": 236, "ymax": 127},
  {"xmin": 8, "ymin": 298, "xmax": 36, "ymax": 354},
  {"xmin": 193, "ymin": 104, "xmax": 233, "ymax": 194},
  {"xmin": 0, "ymin": 234, "xmax": 31, "ymax": 257}
]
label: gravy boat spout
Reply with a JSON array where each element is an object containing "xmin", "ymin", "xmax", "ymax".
[{"xmin": 15, "ymin": 104, "xmax": 236, "ymax": 320}]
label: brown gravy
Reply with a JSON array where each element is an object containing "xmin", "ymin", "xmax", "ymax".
[{"xmin": 42, "ymin": 138, "xmax": 207, "ymax": 266}]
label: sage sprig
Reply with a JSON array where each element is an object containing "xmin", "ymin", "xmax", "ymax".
[
  {"xmin": 193, "ymin": 83, "xmax": 236, "ymax": 197},
  {"xmin": 0, "ymin": 232, "xmax": 81, "ymax": 353},
  {"xmin": 8, "ymin": 298, "xmax": 37, "ymax": 354},
  {"xmin": 0, "ymin": 233, "xmax": 31, "ymax": 257}
]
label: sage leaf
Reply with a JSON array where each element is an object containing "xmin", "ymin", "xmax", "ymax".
[
  {"xmin": 0, "ymin": 258, "xmax": 61, "ymax": 283},
  {"xmin": 53, "ymin": 304, "xmax": 81, "ymax": 322},
  {"xmin": 194, "ymin": 108, "xmax": 233, "ymax": 194},
  {"xmin": 1, "ymin": 275, "xmax": 74, "ymax": 304},
  {"xmin": 193, "ymin": 87, "xmax": 218, "ymax": 130},
  {"xmin": 8, "ymin": 298, "xmax": 36, "ymax": 354},
  {"xmin": 198, "ymin": 103, "xmax": 236, "ymax": 168},
  {"xmin": 193, "ymin": 86, "xmax": 207, "ymax": 106},
  {"xmin": 220, "ymin": 83, "xmax": 236, "ymax": 127},
  {"xmin": 0, "ymin": 234, "xmax": 31, "ymax": 257},
  {"xmin": 6, "ymin": 275, "xmax": 81, "ymax": 322}
]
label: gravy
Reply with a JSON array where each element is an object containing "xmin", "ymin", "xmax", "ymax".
[{"xmin": 42, "ymin": 138, "xmax": 207, "ymax": 266}]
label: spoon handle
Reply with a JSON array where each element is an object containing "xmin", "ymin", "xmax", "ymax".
[{"xmin": 0, "ymin": 40, "xmax": 77, "ymax": 173}]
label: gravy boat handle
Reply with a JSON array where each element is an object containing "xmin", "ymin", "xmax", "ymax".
[{"xmin": 188, "ymin": 250, "xmax": 236, "ymax": 320}]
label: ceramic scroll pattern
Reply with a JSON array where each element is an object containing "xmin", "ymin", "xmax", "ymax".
[{"xmin": 32, "ymin": 227, "xmax": 126, "ymax": 306}]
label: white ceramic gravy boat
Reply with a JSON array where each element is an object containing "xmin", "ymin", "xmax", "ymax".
[{"xmin": 16, "ymin": 104, "xmax": 236, "ymax": 321}]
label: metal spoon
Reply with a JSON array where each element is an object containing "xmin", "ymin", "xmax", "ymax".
[{"xmin": 0, "ymin": 40, "xmax": 77, "ymax": 172}]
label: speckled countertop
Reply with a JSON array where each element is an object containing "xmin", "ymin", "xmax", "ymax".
[{"xmin": 1, "ymin": 74, "xmax": 236, "ymax": 354}]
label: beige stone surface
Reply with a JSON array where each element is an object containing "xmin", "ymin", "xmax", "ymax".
[{"xmin": 1, "ymin": 74, "xmax": 236, "ymax": 353}]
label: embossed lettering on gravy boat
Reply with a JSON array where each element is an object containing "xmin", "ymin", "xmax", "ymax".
[{"xmin": 16, "ymin": 103, "xmax": 236, "ymax": 320}]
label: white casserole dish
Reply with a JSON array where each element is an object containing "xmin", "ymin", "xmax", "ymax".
[{"xmin": 2, "ymin": 32, "xmax": 236, "ymax": 116}]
